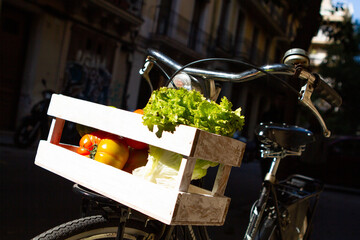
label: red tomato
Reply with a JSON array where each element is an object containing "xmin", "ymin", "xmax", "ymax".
[
  {"xmin": 124, "ymin": 138, "xmax": 148, "ymax": 150},
  {"xmin": 124, "ymin": 109, "xmax": 148, "ymax": 149},
  {"xmin": 123, "ymin": 148, "xmax": 148, "ymax": 173}
]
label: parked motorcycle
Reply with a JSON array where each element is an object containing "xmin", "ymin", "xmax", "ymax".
[{"xmin": 14, "ymin": 79, "xmax": 54, "ymax": 148}]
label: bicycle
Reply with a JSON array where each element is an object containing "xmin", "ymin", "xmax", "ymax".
[{"xmin": 32, "ymin": 48, "xmax": 342, "ymax": 240}]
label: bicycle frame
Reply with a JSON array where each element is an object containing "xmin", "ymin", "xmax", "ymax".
[
  {"xmin": 244, "ymin": 156, "xmax": 323, "ymax": 240},
  {"xmin": 140, "ymin": 48, "xmax": 341, "ymax": 240},
  {"xmin": 33, "ymin": 48, "xmax": 340, "ymax": 240}
]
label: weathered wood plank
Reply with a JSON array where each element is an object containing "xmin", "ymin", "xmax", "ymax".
[
  {"xmin": 192, "ymin": 130, "xmax": 246, "ymax": 167},
  {"xmin": 38, "ymin": 94, "xmax": 246, "ymax": 225},
  {"xmin": 175, "ymin": 157, "xmax": 196, "ymax": 192},
  {"xmin": 46, "ymin": 94, "xmax": 245, "ymax": 165},
  {"xmin": 35, "ymin": 141, "xmax": 179, "ymax": 224},
  {"xmin": 47, "ymin": 94, "xmax": 198, "ymax": 156},
  {"xmin": 212, "ymin": 164, "xmax": 232, "ymax": 196},
  {"xmin": 172, "ymin": 192, "xmax": 231, "ymax": 225},
  {"xmin": 35, "ymin": 141, "xmax": 231, "ymax": 225}
]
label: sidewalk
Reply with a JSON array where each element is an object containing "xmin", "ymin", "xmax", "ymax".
[{"xmin": 0, "ymin": 130, "xmax": 15, "ymax": 146}]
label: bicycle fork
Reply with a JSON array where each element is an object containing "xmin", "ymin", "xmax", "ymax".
[
  {"xmin": 243, "ymin": 183, "xmax": 270, "ymax": 240},
  {"xmin": 243, "ymin": 157, "xmax": 283, "ymax": 240}
]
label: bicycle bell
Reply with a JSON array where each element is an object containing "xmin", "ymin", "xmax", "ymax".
[{"xmin": 282, "ymin": 48, "xmax": 310, "ymax": 67}]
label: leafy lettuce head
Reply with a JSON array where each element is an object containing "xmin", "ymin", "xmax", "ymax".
[
  {"xmin": 142, "ymin": 87, "xmax": 245, "ymax": 138},
  {"xmin": 136, "ymin": 87, "xmax": 245, "ymax": 184},
  {"xmin": 132, "ymin": 146, "xmax": 220, "ymax": 188}
]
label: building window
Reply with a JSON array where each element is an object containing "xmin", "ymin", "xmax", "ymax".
[
  {"xmin": 156, "ymin": 0, "xmax": 173, "ymax": 35},
  {"xmin": 234, "ymin": 10, "xmax": 245, "ymax": 56},
  {"xmin": 275, "ymin": 47, "xmax": 282, "ymax": 63},
  {"xmin": 249, "ymin": 26, "xmax": 259, "ymax": 63},
  {"xmin": 216, "ymin": 0, "xmax": 231, "ymax": 50},
  {"xmin": 188, "ymin": 0, "xmax": 207, "ymax": 50},
  {"xmin": 105, "ymin": 0, "xmax": 143, "ymax": 16},
  {"xmin": 263, "ymin": 37, "xmax": 271, "ymax": 64}
]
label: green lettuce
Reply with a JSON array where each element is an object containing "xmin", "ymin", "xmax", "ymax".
[
  {"xmin": 142, "ymin": 87, "xmax": 244, "ymax": 137},
  {"xmin": 134, "ymin": 87, "xmax": 245, "ymax": 185},
  {"xmin": 132, "ymin": 146, "xmax": 182, "ymax": 187},
  {"xmin": 132, "ymin": 146, "xmax": 220, "ymax": 187}
]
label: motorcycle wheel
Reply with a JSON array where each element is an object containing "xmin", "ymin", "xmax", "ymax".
[{"xmin": 14, "ymin": 116, "xmax": 41, "ymax": 148}]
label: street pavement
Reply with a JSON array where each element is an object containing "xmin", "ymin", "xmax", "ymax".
[
  {"xmin": 1, "ymin": 142, "xmax": 360, "ymax": 239},
  {"xmin": 205, "ymin": 163, "xmax": 360, "ymax": 240}
]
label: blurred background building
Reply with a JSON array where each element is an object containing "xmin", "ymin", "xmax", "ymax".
[
  {"xmin": 309, "ymin": 0, "xmax": 354, "ymax": 68},
  {"xmin": 0, "ymin": 0, "xmax": 335, "ymax": 141},
  {"xmin": 2, "ymin": 2, "xmax": 359, "ymax": 239}
]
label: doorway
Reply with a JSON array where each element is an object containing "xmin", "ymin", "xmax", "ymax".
[{"xmin": 0, "ymin": 5, "xmax": 30, "ymax": 130}]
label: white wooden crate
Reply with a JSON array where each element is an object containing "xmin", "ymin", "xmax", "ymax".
[{"xmin": 34, "ymin": 94, "xmax": 246, "ymax": 226}]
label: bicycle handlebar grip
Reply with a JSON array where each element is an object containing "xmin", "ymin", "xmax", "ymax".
[{"xmin": 313, "ymin": 73, "xmax": 342, "ymax": 107}]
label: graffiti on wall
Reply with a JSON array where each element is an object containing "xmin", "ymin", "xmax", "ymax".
[{"xmin": 64, "ymin": 50, "xmax": 112, "ymax": 105}]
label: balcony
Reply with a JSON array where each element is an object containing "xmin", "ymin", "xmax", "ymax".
[
  {"xmin": 59, "ymin": 0, "xmax": 143, "ymax": 39},
  {"xmin": 234, "ymin": 39, "xmax": 251, "ymax": 60},
  {"xmin": 234, "ymin": 38, "xmax": 266, "ymax": 65},
  {"xmin": 242, "ymin": 0, "xmax": 287, "ymax": 36},
  {"xmin": 104, "ymin": 0, "xmax": 143, "ymax": 16},
  {"xmin": 151, "ymin": 9, "xmax": 210, "ymax": 56},
  {"xmin": 215, "ymin": 28, "xmax": 234, "ymax": 53}
]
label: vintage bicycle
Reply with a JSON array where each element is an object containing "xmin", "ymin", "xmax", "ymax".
[{"xmin": 32, "ymin": 48, "xmax": 341, "ymax": 240}]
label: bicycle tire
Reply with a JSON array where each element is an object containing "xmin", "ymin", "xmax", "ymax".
[
  {"xmin": 31, "ymin": 215, "xmax": 158, "ymax": 240},
  {"xmin": 255, "ymin": 216, "xmax": 278, "ymax": 240}
]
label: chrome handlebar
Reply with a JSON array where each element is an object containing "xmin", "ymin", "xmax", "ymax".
[{"xmin": 140, "ymin": 48, "xmax": 342, "ymax": 138}]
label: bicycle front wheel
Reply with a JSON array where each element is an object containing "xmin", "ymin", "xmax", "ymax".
[
  {"xmin": 255, "ymin": 216, "xmax": 278, "ymax": 240},
  {"xmin": 32, "ymin": 215, "xmax": 158, "ymax": 240}
]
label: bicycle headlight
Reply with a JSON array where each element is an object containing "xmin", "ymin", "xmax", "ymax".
[{"xmin": 168, "ymin": 73, "xmax": 202, "ymax": 93}]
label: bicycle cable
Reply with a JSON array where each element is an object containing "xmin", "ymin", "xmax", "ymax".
[{"xmin": 165, "ymin": 58, "xmax": 300, "ymax": 97}]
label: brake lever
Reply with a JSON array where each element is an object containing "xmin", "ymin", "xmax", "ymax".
[
  {"xmin": 139, "ymin": 57, "xmax": 155, "ymax": 92},
  {"xmin": 298, "ymin": 70, "xmax": 331, "ymax": 138}
]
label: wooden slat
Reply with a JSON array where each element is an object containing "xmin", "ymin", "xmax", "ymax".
[
  {"xmin": 212, "ymin": 164, "xmax": 232, "ymax": 196},
  {"xmin": 48, "ymin": 118, "xmax": 65, "ymax": 144},
  {"xmin": 188, "ymin": 184, "xmax": 213, "ymax": 196},
  {"xmin": 172, "ymin": 192, "xmax": 230, "ymax": 225},
  {"xmin": 192, "ymin": 130, "xmax": 246, "ymax": 167},
  {"xmin": 47, "ymin": 94, "xmax": 197, "ymax": 157},
  {"xmin": 175, "ymin": 157, "xmax": 196, "ymax": 192},
  {"xmin": 35, "ymin": 141, "xmax": 179, "ymax": 224},
  {"xmin": 34, "ymin": 141, "xmax": 230, "ymax": 225},
  {"xmin": 58, "ymin": 143, "xmax": 79, "ymax": 152},
  {"xmin": 38, "ymin": 94, "xmax": 246, "ymax": 226},
  {"xmin": 46, "ymin": 94, "xmax": 246, "ymax": 166}
]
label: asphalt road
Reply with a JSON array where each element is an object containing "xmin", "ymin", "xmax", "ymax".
[
  {"xmin": 1, "ymin": 144, "xmax": 360, "ymax": 239},
  {"xmin": 0, "ymin": 145, "xmax": 82, "ymax": 239},
  {"xmin": 205, "ymin": 163, "xmax": 360, "ymax": 240}
]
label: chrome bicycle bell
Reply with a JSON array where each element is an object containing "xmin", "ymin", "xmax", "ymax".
[{"xmin": 282, "ymin": 48, "xmax": 310, "ymax": 67}]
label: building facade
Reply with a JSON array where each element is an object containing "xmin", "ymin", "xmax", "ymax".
[
  {"xmin": 309, "ymin": 0, "xmax": 354, "ymax": 68},
  {"xmin": 1, "ymin": 0, "xmax": 320, "ymax": 141}
]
